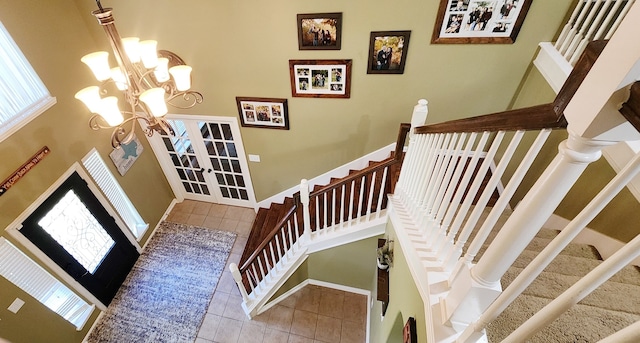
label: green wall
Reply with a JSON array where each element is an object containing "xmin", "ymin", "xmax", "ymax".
[
  {"xmin": 0, "ymin": 0, "xmax": 578, "ymax": 341},
  {"xmin": 369, "ymin": 222, "xmax": 426, "ymax": 343},
  {"xmin": 0, "ymin": 1, "xmax": 173, "ymax": 342},
  {"xmin": 74, "ymin": 0, "xmax": 574, "ymax": 201}
]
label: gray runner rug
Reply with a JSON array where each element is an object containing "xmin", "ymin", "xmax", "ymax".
[{"xmin": 86, "ymin": 222, "xmax": 236, "ymax": 343}]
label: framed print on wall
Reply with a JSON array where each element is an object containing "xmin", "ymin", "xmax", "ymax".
[
  {"xmin": 367, "ymin": 30, "xmax": 411, "ymax": 74},
  {"xmin": 297, "ymin": 12, "xmax": 342, "ymax": 50},
  {"xmin": 431, "ymin": 0, "xmax": 532, "ymax": 44},
  {"xmin": 403, "ymin": 317, "xmax": 417, "ymax": 343},
  {"xmin": 235, "ymin": 97, "xmax": 289, "ymax": 130},
  {"xmin": 289, "ymin": 59, "xmax": 352, "ymax": 98}
]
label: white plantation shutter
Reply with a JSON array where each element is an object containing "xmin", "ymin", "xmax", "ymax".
[
  {"xmin": 0, "ymin": 238, "xmax": 94, "ymax": 329},
  {"xmin": 82, "ymin": 149, "xmax": 148, "ymax": 239},
  {"xmin": 0, "ymin": 21, "xmax": 55, "ymax": 141}
]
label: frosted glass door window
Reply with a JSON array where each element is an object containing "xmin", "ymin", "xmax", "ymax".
[{"xmin": 37, "ymin": 190, "xmax": 114, "ymax": 273}]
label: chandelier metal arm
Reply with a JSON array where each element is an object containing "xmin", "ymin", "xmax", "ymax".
[{"xmin": 80, "ymin": 2, "xmax": 203, "ymax": 148}]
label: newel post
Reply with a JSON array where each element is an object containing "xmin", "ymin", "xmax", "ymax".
[
  {"xmin": 411, "ymin": 99, "xmax": 429, "ymax": 132},
  {"xmin": 300, "ymin": 179, "xmax": 311, "ymax": 241},
  {"xmin": 442, "ymin": 130, "xmax": 615, "ymax": 327},
  {"xmin": 229, "ymin": 263, "xmax": 249, "ymax": 302}
]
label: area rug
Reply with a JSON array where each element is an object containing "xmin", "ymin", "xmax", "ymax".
[{"xmin": 86, "ymin": 222, "xmax": 236, "ymax": 343}]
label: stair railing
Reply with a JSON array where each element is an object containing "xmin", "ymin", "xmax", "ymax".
[
  {"xmin": 230, "ymin": 123, "xmax": 410, "ymax": 314},
  {"xmin": 555, "ymin": 0, "xmax": 633, "ymax": 65}
]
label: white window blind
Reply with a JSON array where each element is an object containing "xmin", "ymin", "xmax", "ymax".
[
  {"xmin": 0, "ymin": 21, "xmax": 55, "ymax": 142},
  {"xmin": 82, "ymin": 149, "xmax": 148, "ymax": 239},
  {"xmin": 0, "ymin": 238, "xmax": 94, "ymax": 330}
]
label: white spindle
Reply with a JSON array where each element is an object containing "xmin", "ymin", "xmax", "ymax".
[
  {"xmin": 357, "ymin": 176, "xmax": 365, "ymax": 220},
  {"xmin": 339, "ymin": 184, "xmax": 346, "ymax": 226},
  {"xmin": 594, "ymin": 0, "xmax": 624, "ymax": 39},
  {"xmin": 275, "ymin": 235, "xmax": 283, "ymax": 266},
  {"xmin": 442, "ymin": 131, "xmax": 505, "ymax": 271},
  {"xmin": 559, "ymin": 0, "xmax": 592, "ymax": 54},
  {"xmin": 258, "ymin": 253, "xmax": 267, "ymax": 281},
  {"xmin": 598, "ymin": 321, "xmax": 640, "ymax": 343},
  {"xmin": 287, "ymin": 222, "xmax": 294, "ymax": 257},
  {"xmin": 315, "ymin": 195, "xmax": 320, "ymax": 231},
  {"xmin": 503, "ymin": 233, "xmax": 640, "ymax": 342},
  {"xmin": 366, "ymin": 171, "xmax": 377, "ymax": 217},
  {"xmin": 564, "ymin": 0, "xmax": 603, "ymax": 59},
  {"xmin": 431, "ymin": 132, "xmax": 477, "ymax": 252},
  {"xmin": 570, "ymin": 0, "xmax": 615, "ymax": 64},
  {"xmin": 331, "ymin": 188, "xmax": 337, "ymax": 228},
  {"xmin": 453, "ymin": 130, "xmax": 525, "ymax": 270},
  {"xmin": 423, "ymin": 133, "xmax": 464, "ymax": 242},
  {"xmin": 348, "ymin": 179, "xmax": 355, "ymax": 222},
  {"xmin": 251, "ymin": 264, "xmax": 260, "ymax": 291},
  {"xmin": 434, "ymin": 132, "xmax": 489, "ymax": 256},
  {"xmin": 461, "ymin": 147, "xmax": 640, "ymax": 343},
  {"xmin": 605, "ymin": 0, "xmax": 635, "ymax": 39},
  {"xmin": 409, "ymin": 134, "xmax": 437, "ymax": 214},
  {"xmin": 269, "ymin": 241, "xmax": 277, "ymax": 272},
  {"xmin": 376, "ymin": 166, "xmax": 389, "ymax": 214},
  {"xmin": 323, "ymin": 193, "xmax": 328, "ymax": 230},
  {"xmin": 555, "ymin": 0, "xmax": 588, "ymax": 49},
  {"xmin": 421, "ymin": 133, "xmax": 456, "ymax": 230}
]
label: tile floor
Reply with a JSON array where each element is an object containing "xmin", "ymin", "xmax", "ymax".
[{"xmin": 165, "ymin": 200, "xmax": 368, "ymax": 343}]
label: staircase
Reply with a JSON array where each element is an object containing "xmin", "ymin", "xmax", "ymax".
[{"xmin": 465, "ymin": 211, "xmax": 640, "ymax": 342}]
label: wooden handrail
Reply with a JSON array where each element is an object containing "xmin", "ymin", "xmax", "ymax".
[
  {"xmin": 311, "ymin": 123, "xmax": 411, "ymax": 197},
  {"xmin": 239, "ymin": 205, "xmax": 298, "ymax": 272},
  {"xmin": 238, "ymin": 123, "xmax": 411, "ymax": 275},
  {"xmin": 415, "ymin": 40, "xmax": 607, "ymax": 135}
]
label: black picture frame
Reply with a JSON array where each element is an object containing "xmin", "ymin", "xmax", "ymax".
[
  {"xmin": 367, "ymin": 31, "xmax": 412, "ymax": 74},
  {"xmin": 297, "ymin": 12, "xmax": 342, "ymax": 50}
]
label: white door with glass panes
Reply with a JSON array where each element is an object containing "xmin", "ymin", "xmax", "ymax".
[{"xmin": 145, "ymin": 115, "xmax": 256, "ymax": 207}]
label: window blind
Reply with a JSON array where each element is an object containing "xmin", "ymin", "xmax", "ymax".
[
  {"xmin": 0, "ymin": 238, "xmax": 94, "ymax": 329},
  {"xmin": 0, "ymin": 21, "xmax": 55, "ymax": 141},
  {"xmin": 82, "ymin": 149, "xmax": 148, "ymax": 239}
]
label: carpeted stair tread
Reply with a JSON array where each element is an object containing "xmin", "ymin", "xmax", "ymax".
[
  {"xmin": 488, "ymin": 294, "xmax": 640, "ymax": 343},
  {"xmin": 502, "ymin": 267, "xmax": 640, "ymax": 315},
  {"xmin": 511, "ymin": 249, "xmax": 640, "ymax": 286},
  {"xmin": 518, "ymin": 236, "xmax": 601, "ymax": 259}
]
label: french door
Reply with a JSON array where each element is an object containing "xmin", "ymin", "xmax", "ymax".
[
  {"xmin": 20, "ymin": 171, "xmax": 139, "ymax": 306},
  {"xmin": 147, "ymin": 115, "xmax": 256, "ymax": 207}
]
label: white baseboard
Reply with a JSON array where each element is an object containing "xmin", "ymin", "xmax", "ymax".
[
  {"xmin": 545, "ymin": 214, "xmax": 640, "ymax": 267},
  {"xmin": 257, "ymin": 143, "xmax": 396, "ymax": 208},
  {"xmin": 142, "ymin": 198, "xmax": 179, "ymax": 250}
]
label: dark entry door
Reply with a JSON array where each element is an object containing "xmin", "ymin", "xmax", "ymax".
[{"xmin": 20, "ymin": 171, "xmax": 139, "ymax": 306}]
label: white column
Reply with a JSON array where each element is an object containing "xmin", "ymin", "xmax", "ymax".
[
  {"xmin": 229, "ymin": 263, "xmax": 250, "ymax": 302},
  {"xmin": 442, "ymin": 130, "xmax": 615, "ymax": 326},
  {"xmin": 410, "ymin": 99, "xmax": 429, "ymax": 131}
]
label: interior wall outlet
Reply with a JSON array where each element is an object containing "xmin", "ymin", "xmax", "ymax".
[
  {"xmin": 248, "ymin": 154, "xmax": 261, "ymax": 162},
  {"xmin": 8, "ymin": 298, "xmax": 24, "ymax": 314}
]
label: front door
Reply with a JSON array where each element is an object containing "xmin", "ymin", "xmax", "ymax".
[
  {"xmin": 20, "ymin": 172, "xmax": 139, "ymax": 306},
  {"xmin": 147, "ymin": 116, "xmax": 257, "ymax": 207}
]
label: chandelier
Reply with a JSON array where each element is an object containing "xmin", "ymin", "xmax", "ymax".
[{"xmin": 75, "ymin": 0, "xmax": 203, "ymax": 148}]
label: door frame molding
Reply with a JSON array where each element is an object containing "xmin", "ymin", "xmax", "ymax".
[
  {"xmin": 4, "ymin": 163, "xmax": 140, "ymax": 311},
  {"xmin": 143, "ymin": 114, "xmax": 257, "ymax": 208}
]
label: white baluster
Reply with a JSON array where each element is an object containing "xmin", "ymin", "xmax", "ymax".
[
  {"xmin": 604, "ymin": 0, "xmax": 635, "ymax": 39},
  {"xmin": 555, "ymin": 0, "xmax": 588, "ymax": 50},
  {"xmin": 565, "ymin": 0, "xmax": 604, "ymax": 60},
  {"xmin": 259, "ymin": 252, "xmax": 267, "ymax": 281},
  {"xmin": 459, "ymin": 147, "xmax": 640, "ymax": 343},
  {"xmin": 331, "ymin": 188, "xmax": 337, "ymax": 229},
  {"xmin": 251, "ymin": 264, "xmax": 260, "ymax": 292},
  {"xmin": 348, "ymin": 179, "xmax": 355, "ymax": 222},
  {"xmin": 598, "ymin": 321, "xmax": 640, "ymax": 343},
  {"xmin": 269, "ymin": 241, "xmax": 277, "ymax": 272},
  {"xmin": 441, "ymin": 131, "xmax": 505, "ymax": 271},
  {"xmin": 570, "ymin": 0, "xmax": 615, "ymax": 65},
  {"xmin": 376, "ymin": 166, "xmax": 389, "ymax": 214},
  {"xmin": 339, "ymin": 184, "xmax": 346, "ymax": 227},
  {"xmin": 593, "ymin": 0, "xmax": 624, "ymax": 39},
  {"xmin": 357, "ymin": 176, "xmax": 366, "ymax": 220},
  {"xmin": 559, "ymin": 0, "xmax": 591, "ymax": 54},
  {"xmin": 503, "ymin": 233, "xmax": 640, "ymax": 342},
  {"xmin": 434, "ymin": 132, "xmax": 489, "ymax": 257},
  {"xmin": 287, "ymin": 222, "xmax": 294, "ymax": 257},
  {"xmin": 410, "ymin": 99, "xmax": 429, "ymax": 131},
  {"xmin": 275, "ymin": 234, "xmax": 283, "ymax": 266},
  {"xmin": 443, "ymin": 132, "xmax": 614, "ymax": 326}
]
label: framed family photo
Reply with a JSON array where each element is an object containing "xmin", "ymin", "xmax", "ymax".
[
  {"xmin": 367, "ymin": 31, "xmax": 411, "ymax": 74},
  {"xmin": 297, "ymin": 12, "xmax": 342, "ymax": 50},
  {"xmin": 431, "ymin": 0, "xmax": 532, "ymax": 44},
  {"xmin": 289, "ymin": 59, "xmax": 352, "ymax": 98},
  {"xmin": 235, "ymin": 97, "xmax": 289, "ymax": 130}
]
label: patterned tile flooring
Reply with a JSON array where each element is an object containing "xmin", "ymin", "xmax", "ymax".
[{"xmin": 165, "ymin": 200, "xmax": 368, "ymax": 343}]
